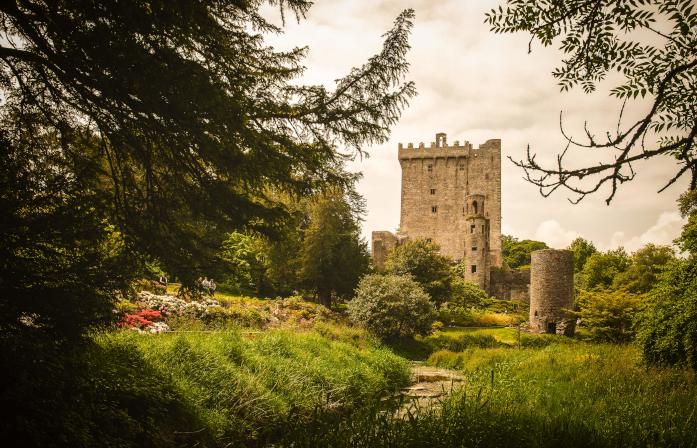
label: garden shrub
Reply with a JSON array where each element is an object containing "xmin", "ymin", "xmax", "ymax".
[
  {"xmin": 576, "ymin": 287, "xmax": 644, "ymax": 343},
  {"xmin": 348, "ymin": 274, "xmax": 437, "ymax": 338},
  {"xmin": 447, "ymin": 279, "xmax": 489, "ymax": 307}
]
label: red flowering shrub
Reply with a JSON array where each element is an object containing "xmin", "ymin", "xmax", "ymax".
[{"xmin": 120, "ymin": 308, "xmax": 164, "ymax": 330}]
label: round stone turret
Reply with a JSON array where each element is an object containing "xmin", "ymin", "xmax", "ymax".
[
  {"xmin": 529, "ymin": 249, "xmax": 574, "ymax": 335},
  {"xmin": 464, "ymin": 194, "xmax": 490, "ymax": 291}
]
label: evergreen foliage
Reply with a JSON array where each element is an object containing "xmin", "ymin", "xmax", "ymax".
[
  {"xmin": 384, "ymin": 239, "xmax": 453, "ymax": 305},
  {"xmin": 297, "ymin": 189, "xmax": 371, "ymax": 306},
  {"xmin": 0, "ymin": 1, "xmax": 415, "ymax": 338}
]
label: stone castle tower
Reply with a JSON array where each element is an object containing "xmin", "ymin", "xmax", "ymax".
[
  {"xmin": 464, "ymin": 194, "xmax": 491, "ymax": 291},
  {"xmin": 371, "ymin": 132, "xmax": 575, "ymax": 334},
  {"xmin": 372, "ymin": 133, "xmax": 503, "ymax": 292}
]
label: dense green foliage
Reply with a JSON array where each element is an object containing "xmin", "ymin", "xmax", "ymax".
[
  {"xmin": 447, "ymin": 279, "xmax": 489, "ymax": 307},
  {"xmin": 576, "ymin": 248, "xmax": 631, "ymax": 290},
  {"xmin": 488, "ymin": 0, "xmax": 697, "ymax": 203},
  {"xmin": 571, "ymin": 243, "xmax": 674, "ymax": 343},
  {"xmin": 1, "ymin": 329, "xmax": 410, "ymax": 446},
  {"xmin": 576, "ymin": 288, "xmax": 644, "ymax": 343},
  {"xmin": 219, "ymin": 188, "xmax": 370, "ymax": 302},
  {"xmin": 0, "ymin": 130, "xmax": 138, "ymax": 339},
  {"xmin": 348, "ymin": 274, "xmax": 437, "ymax": 339},
  {"xmin": 296, "ymin": 189, "xmax": 371, "ymax": 306},
  {"xmin": 221, "ymin": 232, "xmax": 271, "ymax": 296},
  {"xmin": 385, "ymin": 239, "xmax": 453, "ymax": 304},
  {"xmin": 501, "ymin": 234, "xmax": 548, "ymax": 268},
  {"xmin": 567, "ymin": 237, "xmax": 598, "ymax": 272},
  {"xmin": 0, "ymin": 1, "xmax": 415, "ymax": 340},
  {"xmin": 637, "ymin": 212, "xmax": 697, "ymax": 367},
  {"xmin": 613, "ymin": 243, "xmax": 676, "ymax": 293}
]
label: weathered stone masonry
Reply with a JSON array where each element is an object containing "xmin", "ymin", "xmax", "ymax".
[
  {"xmin": 529, "ymin": 249, "xmax": 575, "ymax": 335},
  {"xmin": 372, "ymin": 133, "xmax": 502, "ymax": 270}
]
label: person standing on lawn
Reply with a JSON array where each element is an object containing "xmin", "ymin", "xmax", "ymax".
[
  {"xmin": 209, "ymin": 279, "xmax": 216, "ymax": 297},
  {"xmin": 202, "ymin": 277, "xmax": 210, "ymax": 295}
]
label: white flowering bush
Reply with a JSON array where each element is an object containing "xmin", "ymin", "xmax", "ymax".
[{"xmin": 137, "ymin": 291, "xmax": 220, "ymax": 318}]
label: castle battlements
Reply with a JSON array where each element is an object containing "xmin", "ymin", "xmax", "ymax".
[
  {"xmin": 397, "ymin": 138, "xmax": 501, "ymax": 161},
  {"xmin": 373, "ymin": 132, "xmax": 503, "ymax": 270}
]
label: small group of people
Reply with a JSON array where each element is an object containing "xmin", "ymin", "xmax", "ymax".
[{"xmin": 197, "ymin": 277, "xmax": 217, "ymax": 296}]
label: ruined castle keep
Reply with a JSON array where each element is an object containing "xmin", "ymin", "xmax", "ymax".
[
  {"xmin": 372, "ymin": 133, "xmax": 502, "ymax": 274},
  {"xmin": 371, "ymin": 132, "xmax": 574, "ymax": 334}
]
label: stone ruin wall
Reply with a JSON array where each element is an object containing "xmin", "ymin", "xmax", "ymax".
[
  {"xmin": 529, "ymin": 249, "xmax": 575, "ymax": 336},
  {"xmin": 371, "ymin": 231, "xmax": 408, "ymax": 269},
  {"xmin": 397, "ymin": 134, "xmax": 502, "ymax": 266},
  {"xmin": 489, "ymin": 268, "xmax": 531, "ymax": 302}
]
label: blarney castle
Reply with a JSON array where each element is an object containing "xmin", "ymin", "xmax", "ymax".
[{"xmin": 371, "ymin": 133, "xmax": 574, "ymax": 335}]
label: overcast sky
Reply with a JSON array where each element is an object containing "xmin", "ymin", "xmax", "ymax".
[{"xmin": 260, "ymin": 0, "xmax": 689, "ymax": 254}]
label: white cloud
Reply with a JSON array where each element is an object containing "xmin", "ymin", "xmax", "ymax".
[
  {"xmin": 606, "ymin": 212, "xmax": 686, "ymax": 253},
  {"xmin": 534, "ymin": 220, "xmax": 582, "ymax": 249},
  {"xmin": 257, "ymin": 0, "xmax": 689, "ymax": 252}
]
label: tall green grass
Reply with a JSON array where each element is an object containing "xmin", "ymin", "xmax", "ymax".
[
  {"xmin": 3, "ymin": 327, "xmax": 410, "ymax": 446},
  {"xmin": 421, "ymin": 343, "xmax": 697, "ymax": 446},
  {"xmin": 277, "ymin": 343, "xmax": 697, "ymax": 447}
]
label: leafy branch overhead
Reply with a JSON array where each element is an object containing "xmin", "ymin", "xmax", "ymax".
[
  {"xmin": 0, "ymin": 1, "xmax": 416, "ymax": 281},
  {"xmin": 486, "ymin": 0, "xmax": 697, "ymax": 203}
]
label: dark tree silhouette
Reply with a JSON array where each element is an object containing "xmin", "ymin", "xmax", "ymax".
[{"xmin": 487, "ymin": 0, "xmax": 697, "ymax": 203}]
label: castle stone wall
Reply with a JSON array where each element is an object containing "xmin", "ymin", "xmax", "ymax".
[
  {"xmin": 371, "ymin": 231, "xmax": 408, "ymax": 269},
  {"xmin": 490, "ymin": 268, "xmax": 531, "ymax": 302},
  {"xmin": 529, "ymin": 249, "xmax": 574, "ymax": 336},
  {"xmin": 396, "ymin": 135, "xmax": 501, "ymax": 265}
]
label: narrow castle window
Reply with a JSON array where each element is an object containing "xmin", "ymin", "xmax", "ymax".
[
  {"xmin": 459, "ymin": 164, "xmax": 464, "ymax": 171},
  {"xmin": 427, "ymin": 164, "xmax": 433, "ymax": 172},
  {"xmin": 472, "ymin": 247, "xmax": 477, "ymax": 251},
  {"xmin": 482, "ymin": 225, "xmax": 485, "ymax": 233},
  {"xmin": 462, "ymin": 207, "xmax": 465, "ymax": 215},
  {"xmin": 471, "ymin": 265, "xmax": 477, "ymax": 273},
  {"xmin": 431, "ymin": 206, "xmax": 437, "ymax": 213},
  {"xmin": 472, "ymin": 201, "xmax": 478, "ymax": 214},
  {"xmin": 470, "ymin": 225, "xmax": 475, "ymax": 233},
  {"xmin": 430, "ymin": 189, "xmax": 436, "ymax": 195}
]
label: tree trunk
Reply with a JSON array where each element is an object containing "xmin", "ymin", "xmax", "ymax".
[{"xmin": 317, "ymin": 287, "xmax": 332, "ymax": 308}]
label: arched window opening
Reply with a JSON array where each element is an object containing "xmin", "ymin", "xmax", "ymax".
[{"xmin": 472, "ymin": 201, "xmax": 478, "ymax": 214}]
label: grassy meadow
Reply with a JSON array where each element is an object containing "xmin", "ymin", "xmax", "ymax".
[
  {"xmin": 9, "ymin": 293, "xmax": 697, "ymax": 447},
  {"xmin": 279, "ymin": 329, "xmax": 697, "ymax": 447}
]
